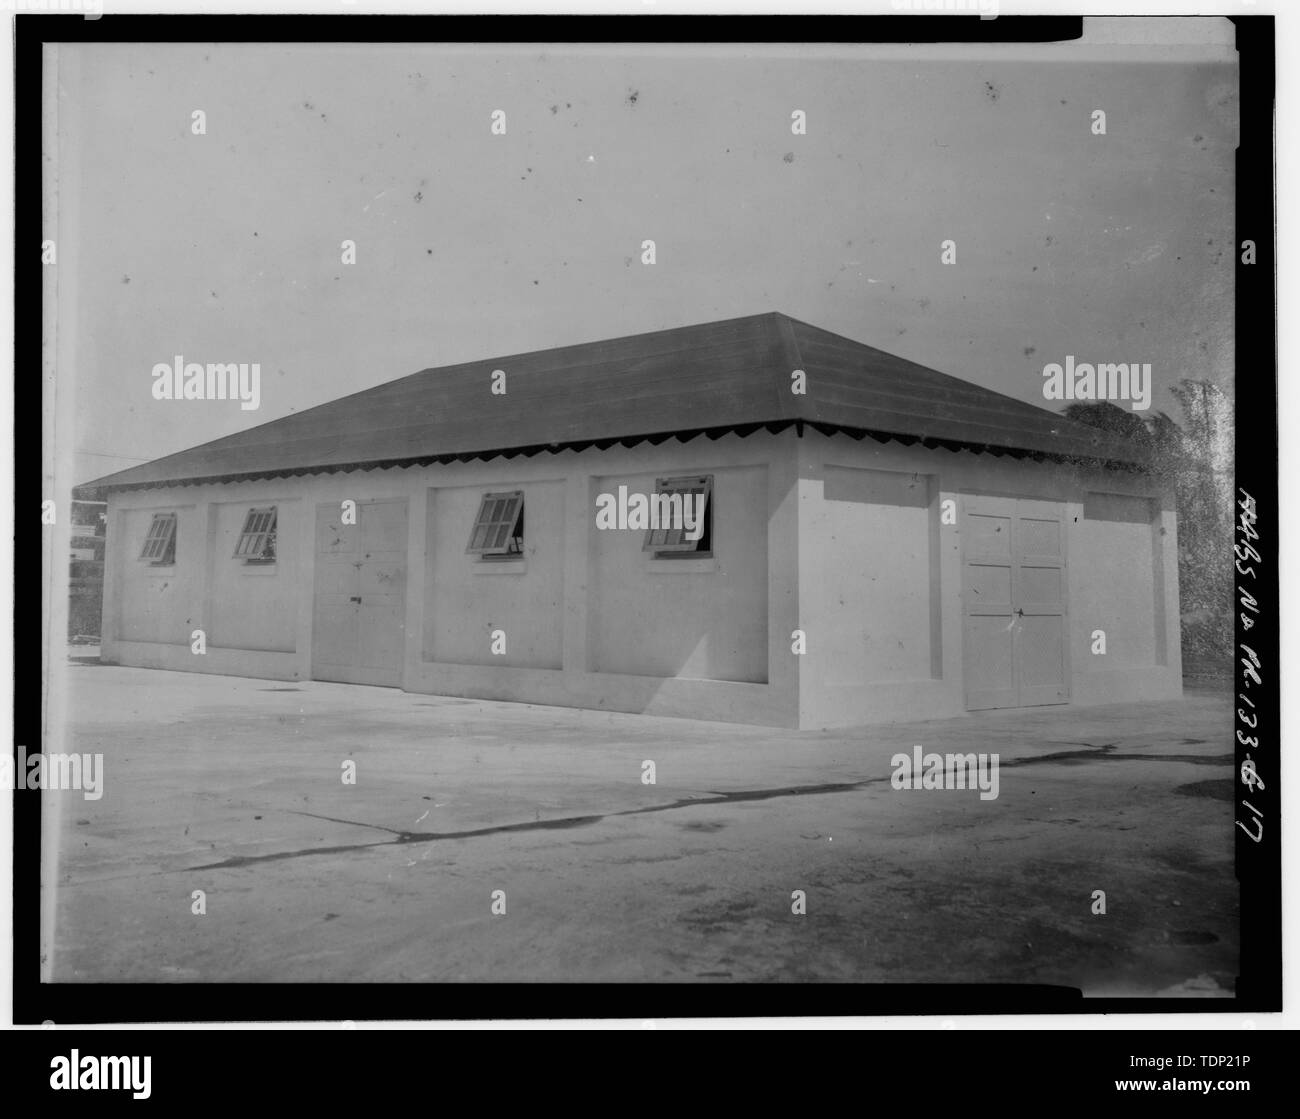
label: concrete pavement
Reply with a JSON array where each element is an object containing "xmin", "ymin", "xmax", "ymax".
[{"xmin": 43, "ymin": 664, "xmax": 1237, "ymax": 992}]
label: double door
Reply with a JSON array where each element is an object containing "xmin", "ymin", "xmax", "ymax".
[{"xmin": 961, "ymin": 496, "xmax": 1069, "ymax": 710}]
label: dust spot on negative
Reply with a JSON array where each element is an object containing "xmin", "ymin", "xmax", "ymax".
[
  {"xmin": 984, "ymin": 80, "xmax": 1001, "ymax": 103},
  {"xmin": 626, "ymin": 88, "xmax": 639, "ymax": 106},
  {"xmin": 783, "ymin": 152, "xmax": 795, "ymax": 163}
]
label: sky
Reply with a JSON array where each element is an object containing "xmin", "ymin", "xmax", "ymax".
[{"xmin": 52, "ymin": 23, "xmax": 1238, "ymax": 484}]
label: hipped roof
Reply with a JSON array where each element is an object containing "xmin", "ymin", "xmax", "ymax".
[{"xmin": 77, "ymin": 312, "xmax": 1146, "ymax": 495}]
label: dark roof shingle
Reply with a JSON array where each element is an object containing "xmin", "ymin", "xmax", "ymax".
[{"xmin": 78, "ymin": 312, "xmax": 1146, "ymax": 493}]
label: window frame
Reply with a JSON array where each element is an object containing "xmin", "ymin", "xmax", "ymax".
[
  {"xmin": 138, "ymin": 512, "xmax": 178, "ymax": 566},
  {"xmin": 234, "ymin": 506, "xmax": 278, "ymax": 565},
  {"xmin": 466, "ymin": 490, "xmax": 525, "ymax": 558},
  {"xmin": 642, "ymin": 474, "xmax": 714, "ymax": 558}
]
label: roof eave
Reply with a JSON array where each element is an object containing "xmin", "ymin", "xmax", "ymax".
[{"xmin": 72, "ymin": 419, "xmax": 1151, "ymax": 499}]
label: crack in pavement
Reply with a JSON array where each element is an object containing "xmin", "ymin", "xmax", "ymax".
[
  {"xmin": 1031, "ymin": 743, "xmax": 1234, "ymax": 767},
  {"xmin": 289, "ymin": 809, "xmax": 409, "ymax": 836},
  {"xmin": 187, "ymin": 740, "xmax": 1231, "ymax": 871},
  {"xmin": 192, "ymin": 785, "xmax": 870, "ymax": 869}
]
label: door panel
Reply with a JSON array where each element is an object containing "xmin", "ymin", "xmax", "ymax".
[
  {"xmin": 1018, "ymin": 515, "xmax": 1062, "ymax": 558},
  {"xmin": 312, "ymin": 500, "xmax": 407, "ymax": 686},
  {"xmin": 1019, "ymin": 566, "xmax": 1063, "ymax": 608},
  {"xmin": 964, "ymin": 614, "xmax": 1017, "ymax": 710},
  {"xmin": 358, "ymin": 602, "xmax": 405, "ymax": 674},
  {"xmin": 1019, "ymin": 616, "xmax": 1068, "ymax": 693},
  {"xmin": 962, "ymin": 496, "xmax": 1069, "ymax": 710},
  {"xmin": 312, "ymin": 605, "xmax": 358, "ymax": 676},
  {"xmin": 362, "ymin": 501, "xmax": 409, "ymax": 553},
  {"xmin": 1014, "ymin": 500, "xmax": 1068, "ymax": 706},
  {"xmin": 358, "ymin": 559, "xmax": 405, "ymax": 597},
  {"xmin": 962, "ymin": 497, "xmax": 1017, "ymax": 710},
  {"xmin": 965, "ymin": 509, "xmax": 1013, "ymax": 556},
  {"xmin": 967, "ymin": 563, "xmax": 1013, "ymax": 610},
  {"xmin": 314, "ymin": 560, "xmax": 358, "ymax": 598}
]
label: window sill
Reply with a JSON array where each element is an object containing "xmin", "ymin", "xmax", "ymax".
[
  {"xmin": 239, "ymin": 563, "xmax": 279, "ymax": 576},
  {"xmin": 645, "ymin": 555, "xmax": 718, "ymax": 574},
  {"xmin": 473, "ymin": 558, "xmax": 528, "ymax": 575}
]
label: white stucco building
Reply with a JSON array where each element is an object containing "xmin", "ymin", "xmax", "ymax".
[{"xmin": 78, "ymin": 313, "xmax": 1181, "ymax": 727}]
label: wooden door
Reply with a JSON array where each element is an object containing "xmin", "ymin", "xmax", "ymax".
[
  {"xmin": 961, "ymin": 496, "xmax": 1069, "ymax": 710},
  {"xmin": 311, "ymin": 499, "xmax": 408, "ymax": 687},
  {"xmin": 1012, "ymin": 499, "xmax": 1069, "ymax": 706}
]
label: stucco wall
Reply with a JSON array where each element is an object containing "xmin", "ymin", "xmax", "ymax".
[
  {"xmin": 101, "ymin": 431, "xmax": 800, "ymax": 726},
  {"xmin": 208, "ymin": 499, "xmax": 298, "ymax": 653},
  {"xmin": 797, "ymin": 429, "xmax": 1181, "ymax": 728},
  {"xmin": 1069, "ymin": 489, "xmax": 1179, "ymax": 705},
  {"xmin": 814, "ymin": 464, "xmax": 938, "ymax": 686},
  {"xmin": 424, "ymin": 480, "xmax": 564, "ymax": 669},
  {"xmin": 1073, "ymin": 492, "xmax": 1161, "ymax": 668},
  {"xmin": 588, "ymin": 465, "xmax": 768, "ymax": 683},
  {"xmin": 115, "ymin": 504, "xmax": 201, "ymax": 646},
  {"xmin": 99, "ymin": 426, "xmax": 1179, "ymax": 728}
]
